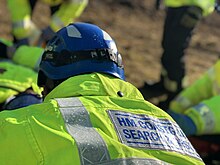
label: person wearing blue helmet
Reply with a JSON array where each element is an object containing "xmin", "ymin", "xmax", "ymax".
[{"xmin": 0, "ymin": 22, "xmax": 204, "ymax": 164}]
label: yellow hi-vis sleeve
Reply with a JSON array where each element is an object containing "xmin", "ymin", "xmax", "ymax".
[
  {"xmin": 0, "ymin": 38, "xmax": 13, "ymax": 47},
  {"xmin": 185, "ymin": 95, "xmax": 220, "ymax": 135},
  {"xmin": 0, "ymin": 61, "xmax": 38, "ymax": 103},
  {"xmin": 50, "ymin": 0, "xmax": 88, "ymax": 32},
  {"xmin": 170, "ymin": 72, "xmax": 213, "ymax": 114},
  {"xmin": 12, "ymin": 46, "xmax": 43, "ymax": 71},
  {"xmin": 7, "ymin": 0, "xmax": 33, "ymax": 39},
  {"xmin": 164, "ymin": 0, "xmax": 215, "ymax": 16}
]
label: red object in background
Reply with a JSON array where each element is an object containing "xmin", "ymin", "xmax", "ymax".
[
  {"xmin": 188, "ymin": 136, "xmax": 220, "ymax": 164},
  {"xmin": 189, "ymin": 137, "xmax": 220, "ymax": 154}
]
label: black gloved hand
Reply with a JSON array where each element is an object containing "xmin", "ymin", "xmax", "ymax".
[
  {"xmin": 155, "ymin": 0, "xmax": 161, "ymax": 10},
  {"xmin": 41, "ymin": 26, "xmax": 56, "ymax": 44},
  {"xmin": 15, "ymin": 38, "xmax": 29, "ymax": 47},
  {"xmin": 0, "ymin": 39, "xmax": 14, "ymax": 59},
  {"xmin": 158, "ymin": 90, "xmax": 180, "ymax": 110},
  {"xmin": 215, "ymin": 0, "xmax": 220, "ymax": 13},
  {"xmin": 0, "ymin": 42, "xmax": 8, "ymax": 58}
]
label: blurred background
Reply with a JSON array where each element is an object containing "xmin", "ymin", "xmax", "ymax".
[{"xmin": 0, "ymin": 0, "xmax": 220, "ymax": 90}]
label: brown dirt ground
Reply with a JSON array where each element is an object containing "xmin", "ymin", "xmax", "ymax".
[{"xmin": 1, "ymin": 0, "xmax": 220, "ymax": 104}]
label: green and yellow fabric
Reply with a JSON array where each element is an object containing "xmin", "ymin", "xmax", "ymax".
[
  {"xmin": 7, "ymin": 0, "xmax": 34, "ymax": 39},
  {"xmin": 0, "ymin": 73, "xmax": 204, "ymax": 164},
  {"xmin": 164, "ymin": 0, "xmax": 215, "ymax": 16},
  {"xmin": 50, "ymin": 0, "xmax": 88, "ymax": 32},
  {"xmin": 0, "ymin": 38, "xmax": 44, "ymax": 70},
  {"xmin": 0, "ymin": 61, "xmax": 41, "ymax": 104},
  {"xmin": 0, "ymin": 39, "xmax": 43, "ymax": 105},
  {"xmin": 7, "ymin": 0, "xmax": 88, "ymax": 39},
  {"xmin": 12, "ymin": 45, "xmax": 43, "ymax": 71},
  {"xmin": 170, "ymin": 60, "xmax": 220, "ymax": 135}
]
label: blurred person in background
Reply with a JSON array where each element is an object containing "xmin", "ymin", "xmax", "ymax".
[
  {"xmin": 0, "ymin": 22, "xmax": 205, "ymax": 165},
  {"xmin": 168, "ymin": 59, "xmax": 220, "ymax": 136},
  {"xmin": 0, "ymin": 39, "xmax": 43, "ymax": 110},
  {"xmin": 6, "ymin": 0, "xmax": 88, "ymax": 47},
  {"xmin": 139, "ymin": 0, "xmax": 216, "ymax": 110},
  {"xmin": 167, "ymin": 58, "xmax": 220, "ymax": 163}
]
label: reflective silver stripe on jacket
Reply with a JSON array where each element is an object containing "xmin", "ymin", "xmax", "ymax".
[
  {"xmin": 12, "ymin": 17, "xmax": 32, "ymax": 29},
  {"xmin": 56, "ymin": 97, "xmax": 172, "ymax": 165},
  {"xmin": 193, "ymin": 103, "xmax": 215, "ymax": 134},
  {"xmin": 100, "ymin": 158, "xmax": 171, "ymax": 165},
  {"xmin": 51, "ymin": 16, "xmax": 65, "ymax": 29},
  {"xmin": 56, "ymin": 97, "xmax": 110, "ymax": 165},
  {"xmin": 13, "ymin": 21, "xmax": 25, "ymax": 28}
]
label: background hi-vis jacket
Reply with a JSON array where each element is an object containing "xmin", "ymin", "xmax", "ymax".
[
  {"xmin": 0, "ymin": 73, "xmax": 204, "ymax": 164},
  {"xmin": 170, "ymin": 60, "xmax": 220, "ymax": 135},
  {"xmin": 0, "ymin": 44, "xmax": 43, "ymax": 104},
  {"xmin": 7, "ymin": 0, "xmax": 88, "ymax": 39},
  {"xmin": 0, "ymin": 60, "xmax": 41, "ymax": 104},
  {"xmin": 12, "ymin": 45, "xmax": 44, "ymax": 71},
  {"xmin": 0, "ymin": 38, "xmax": 44, "ymax": 70},
  {"xmin": 165, "ymin": 0, "xmax": 215, "ymax": 16}
]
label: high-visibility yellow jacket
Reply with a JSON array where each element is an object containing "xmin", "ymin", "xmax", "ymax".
[
  {"xmin": 0, "ymin": 39, "xmax": 44, "ymax": 68},
  {"xmin": 170, "ymin": 59, "xmax": 220, "ymax": 135},
  {"xmin": 0, "ymin": 42, "xmax": 43, "ymax": 104},
  {"xmin": 7, "ymin": 0, "xmax": 88, "ymax": 39},
  {"xmin": 0, "ymin": 61, "xmax": 41, "ymax": 104},
  {"xmin": 0, "ymin": 73, "xmax": 204, "ymax": 164},
  {"xmin": 165, "ymin": 0, "xmax": 215, "ymax": 16},
  {"xmin": 12, "ymin": 45, "xmax": 43, "ymax": 71}
]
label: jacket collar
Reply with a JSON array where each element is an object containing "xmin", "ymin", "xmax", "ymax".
[{"xmin": 44, "ymin": 73, "xmax": 144, "ymax": 102}]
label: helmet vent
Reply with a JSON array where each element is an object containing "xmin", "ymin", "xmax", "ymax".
[{"xmin": 66, "ymin": 25, "xmax": 82, "ymax": 38}]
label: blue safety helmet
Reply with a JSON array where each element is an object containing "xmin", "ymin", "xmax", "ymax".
[{"xmin": 38, "ymin": 22, "xmax": 125, "ymax": 86}]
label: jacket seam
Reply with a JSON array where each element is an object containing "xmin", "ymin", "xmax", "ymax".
[{"xmin": 25, "ymin": 113, "xmax": 45, "ymax": 165}]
